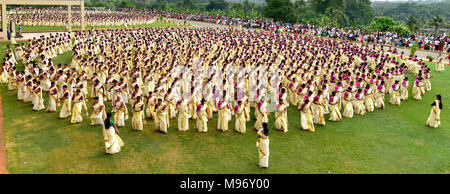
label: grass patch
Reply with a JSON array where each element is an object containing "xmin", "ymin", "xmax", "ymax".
[{"xmin": 0, "ymin": 42, "xmax": 449, "ymax": 174}]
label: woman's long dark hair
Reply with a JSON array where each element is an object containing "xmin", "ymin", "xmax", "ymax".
[
  {"xmin": 104, "ymin": 113, "xmax": 112, "ymax": 129},
  {"xmin": 262, "ymin": 122, "xmax": 270, "ymax": 136},
  {"xmin": 437, "ymin": 94, "xmax": 443, "ymax": 110}
]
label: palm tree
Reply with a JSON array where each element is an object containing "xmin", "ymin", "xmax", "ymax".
[
  {"xmin": 427, "ymin": 16, "xmax": 445, "ymax": 34},
  {"xmin": 405, "ymin": 14, "xmax": 420, "ymax": 33}
]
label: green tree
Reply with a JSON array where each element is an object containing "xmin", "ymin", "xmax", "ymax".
[
  {"xmin": 325, "ymin": 6, "xmax": 346, "ymax": 27},
  {"xmin": 118, "ymin": 0, "xmax": 136, "ymax": 8},
  {"xmin": 427, "ymin": 16, "xmax": 445, "ymax": 35},
  {"xmin": 368, "ymin": 16, "xmax": 411, "ymax": 36},
  {"xmin": 178, "ymin": 0, "xmax": 195, "ymax": 10},
  {"xmin": 405, "ymin": 14, "xmax": 420, "ymax": 33},
  {"xmin": 152, "ymin": 0, "xmax": 168, "ymax": 10},
  {"xmin": 184, "ymin": 0, "xmax": 193, "ymax": 8},
  {"xmin": 293, "ymin": 0, "xmax": 375, "ymax": 26},
  {"xmin": 318, "ymin": 15, "xmax": 331, "ymax": 26},
  {"xmin": 104, "ymin": 1, "xmax": 116, "ymax": 8},
  {"xmin": 311, "ymin": 0, "xmax": 331, "ymax": 14},
  {"xmin": 206, "ymin": 0, "xmax": 229, "ymax": 11},
  {"xmin": 243, "ymin": 0, "xmax": 252, "ymax": 10},
  {"xmin": 344, "ymin": 0, "xmax": 374, "ymax": 26},
  {"xmin": 410, "ymin": 42, "xmax": 418, "ymax": 57},
  {"xmin": 391, "ymin": 23, "xmax": 411, "ymax": 37},
  {"xmin": 263, "ymin": 0, "xmax": 296, "ymax": 23},
  {"xmin": 231, "ymin": 3, "xmax": 243, "ymax": 10},
  {"xmin": 368, "ymin": 16, "xmax": 397, "ymax": 31},
  {"xmin": 294, "ymin": 0, "xmax": 316, "ymax": 24}
]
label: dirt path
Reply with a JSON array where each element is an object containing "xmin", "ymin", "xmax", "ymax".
[{"xmin": 0, "ymin": 93, "xmax": 7, "ymax": 174}]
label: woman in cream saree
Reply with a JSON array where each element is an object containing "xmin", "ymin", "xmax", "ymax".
[
  {"xmin": 23, "ymin": 77, "xmax": 33, "ymax": 103},
  {"xmin": 47, "ymin": 82, "xmax": 58, "ymax": 112},
  {"xmin": 312, "ymin": 92, "xmax": 325, "ymax": 126},
  {"xmin": 412, "ymin": 78, "xmax": 423, "ymax": 100},
  {"xmin": 217, "ymin": 97, "xmax": 231, "ymax": 132},
  {"xmin": 364, "ymin": 85, "xmax": 375, "ymax": 113},
  {"xmin": 375, "ymin": 81, "xmax": 386, "ymax": 109},
  {"xmin": 400, "ymin": 77, "xmax": 409, "ymax": 100},
  {"xmin": 256, "ymin": 123, "xmax": 270, "ymax": 168},
  {"xmin": 146, "ymin": 91, "xmax": 157, "ymax": 119},
  {"xmin": 389, "ymin": 80, "xmax": 401, "ymax": 105},
  {"xmin": 423, "ymin": 71, "xmax": 432, "ymax": 92},
  {"xmin": 102, "ymin": 113, "xmax": 124, "ymax": 155},
  {"xmin": 328, "ymin": 91, "xmax": 342, "ymax": 121},
  {"xmin": 132, "ymin": 96, "xmax": 145, "ymax": 131},
  {"xmin": 275, "ymin": 99, "xmax": 288, "ymax": 132},
  {"xmin": 71, "ymin": 89, "xmax": 88, "ymax": 123},
  {"xmin": 427, "ymin": 95, "xmax": 442, "ymax": 128},
  {"xmin": 91, "ymin": 97, "xmax": 106, "ymax": 126},
  {"xmin": 254, "ymin": 97, "xmax": 269, "ymax": 131},
  {"xmin": 165, "ymin": 89, "xmax": 177, "ymax": 119},
  {"xmin": 59, "ymin": 85, "xmax": 72, "ymax": 118},
  {"xmin": 113, "ymin": 96, "xmax": 128, "ymax": 127},
  {"xmin": 177, "ymin": 99, "xmax": 190, "ymax": 132},
  {"xmin": 155, "ymin": 98, "xmax": 169, "ymax": 133},
  {"xmin": 354, "ymin": 89, "xmax": 366, "ymax": 115},
  {"xmin": 435, "ymin": 55, "xmax": 445, "ymax": 72},
  {"xmin": 342, "ymin": 90, "xmax": 354, "ymax": 118},
  {"xmin": 0, "ymin": 66, "xmax": 8, "ymax": 84},
  {"xmin": 300, "ymin": 99, "xmax": 315, "ymax": 132},
  {"xmin": 234, "ymin": 100, "xmax": 247, "ymax": 134},
  {"xmin": 197, "ymin": 99, "xmax": 209, "ymax": 133},
  {"xmin": 32, "ymin": 81, "xmax": 45, "ymax": 111}
]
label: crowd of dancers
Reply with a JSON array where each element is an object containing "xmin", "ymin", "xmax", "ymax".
[
  {"xmin": 7, "ymin": 7, "xmax": 155, "ymax": 28},
  {"xmin": 0, "ymin": 26, "xmax": 445, "ymax": 159},
  {"xmin": 7, "ymin": 7, "xmax": 450, "ymax": 53}
]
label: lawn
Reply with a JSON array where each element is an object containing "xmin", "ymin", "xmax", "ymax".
[
  {"xmin": 0, "ymin": 41, "xmax": 449, "ymax": 174},
  {"xmin": 12, "ymin": 21, "xmax": 186, "ymax": 32}
]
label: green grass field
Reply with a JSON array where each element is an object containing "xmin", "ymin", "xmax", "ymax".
[
  {"xmin": 11, "ymin": 21, "xmax": 186, "ymax": 32},
  {"xmin": 0, "ymin": 41, "xmax": 449, "ymax": 174}
]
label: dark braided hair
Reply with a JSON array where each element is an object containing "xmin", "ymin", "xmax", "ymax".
[
  {"xmin": 104, "ymin": 113, "xmax": 112, "ymax": 129},
  {"xmin": 262, "ymin": 122, "xmax": 270, "ymax": 136},
  {"xmin": 437, "ymin": 94, "xmax": 443, "ymax": 110}
]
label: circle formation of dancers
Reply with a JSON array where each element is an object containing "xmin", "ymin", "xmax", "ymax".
[{"xmin": 0, "ymin": 27, "xmax": 444, "ymax": 159}]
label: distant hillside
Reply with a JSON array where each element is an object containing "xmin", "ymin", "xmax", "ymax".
[{"xmin": 372, "ymin": 1, "xmax": 449, "ymax": 26}]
